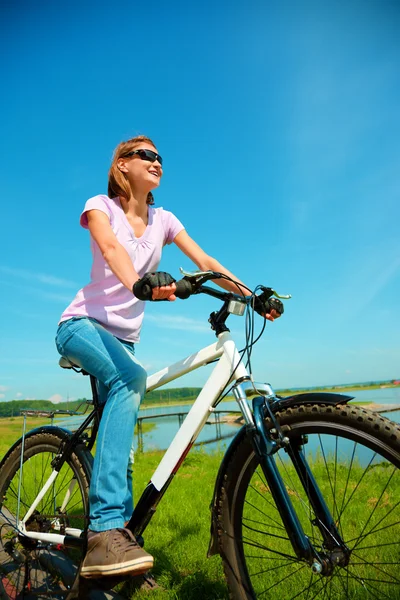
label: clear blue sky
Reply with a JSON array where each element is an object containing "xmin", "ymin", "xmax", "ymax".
[{"xmin": 1, "ymin": 0, "xmax": 399, "ymax": 403}]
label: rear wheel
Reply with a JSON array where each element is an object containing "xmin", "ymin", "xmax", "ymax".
[
  {"xmin": 0, "ymin": 432, "xmax": 90, "ymax": 599},
  {"xmin": 218, "ymin": 403, "xmax": 400, "ymax": 599}
]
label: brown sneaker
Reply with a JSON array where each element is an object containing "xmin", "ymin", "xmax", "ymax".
[{"xmin": 80, "ymin": 528, "xmax": 154, "ymax": 578}]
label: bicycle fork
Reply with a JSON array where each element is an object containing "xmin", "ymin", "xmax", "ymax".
[{"xmin": 250, "ymin": 396, "xmax": 350, "ymax": 576}]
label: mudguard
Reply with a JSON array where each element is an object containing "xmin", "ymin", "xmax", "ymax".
[
  {"xmin": 0, "ymin": 425, "xmax": 93, "ymax": 476},
  {"xmin": 207, "ymin": 392, "xmax": 353, "ymax": 556},
  {"xmin": 276, "ymin": 391, "xmax": 354, "ymax": 410}
]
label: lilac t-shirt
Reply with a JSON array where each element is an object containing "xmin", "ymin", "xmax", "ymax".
[{"xmin": 59, "ymin": 195, "xmax": 184, "ymax": 342}]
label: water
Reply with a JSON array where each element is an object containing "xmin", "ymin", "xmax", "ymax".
[
  {"xmin": 53, "ymin": 387, "xmax": 400, "ymax": 454},
  {"xmin": 136, "ymin": 401, "xmax": 241, "ymax": 453},
  {"xmin": 136, "ymin": 387, "xmax": 400, "ymax": 453}
]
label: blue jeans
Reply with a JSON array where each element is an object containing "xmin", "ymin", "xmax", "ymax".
[{"xmin": 55, "ymin": 317, "xmax": 147, "ymax": 532}]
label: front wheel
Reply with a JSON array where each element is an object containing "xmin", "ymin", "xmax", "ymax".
[
  {"xmin": 217, "ymin": 403, "xmax": 400, "ymax": 599},
  {"xmin": 0, "ymin": 431, "xmax": 91, "ymax": 599}
]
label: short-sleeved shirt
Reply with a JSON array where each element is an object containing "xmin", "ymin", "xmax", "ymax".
[{"xmin": 59, "ymin": 195, "xmax": 184, "ymax": 342}]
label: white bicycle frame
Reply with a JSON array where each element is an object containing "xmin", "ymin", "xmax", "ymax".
[{"xmin": 16, "ymin": 329, "xmax": 273, "ymax": 546}]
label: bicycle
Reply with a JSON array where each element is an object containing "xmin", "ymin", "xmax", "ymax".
[{"xmin": 1, "ymin": 269, "xmax": 400, "ymax": 599}]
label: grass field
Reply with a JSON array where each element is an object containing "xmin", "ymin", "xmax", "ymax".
[
  {"xmin": 1, "ymin": 416, "xmax": 400, "ymax": 599},
  {"xmin": 0, "ymin": 418, "xmax": 228, "ymax": 599}
]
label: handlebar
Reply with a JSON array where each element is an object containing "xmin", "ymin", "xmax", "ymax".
[
  {"xmin": 174, "ymin": 269, "xmax": 291, "ymax": 304},
  {"xmin": 134, "ymin": 269, "xmax": 291, "ymax": 310}
]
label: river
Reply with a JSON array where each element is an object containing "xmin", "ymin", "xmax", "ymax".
[{"xmin": 136, "ymin": 387, "xmax": 400, "ymax": 453}]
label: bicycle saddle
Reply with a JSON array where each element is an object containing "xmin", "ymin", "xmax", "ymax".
[{"xmin": 59, "ymin": 356, "xmax": 80, "ymax": 369}]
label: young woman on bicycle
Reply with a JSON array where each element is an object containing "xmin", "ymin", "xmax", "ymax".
[{"xmin": 55, "ymin": 135, "xmax": 281, "ymax": 579}]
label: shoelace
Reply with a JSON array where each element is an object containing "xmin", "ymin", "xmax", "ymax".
[{"xmin": 110, "ymin": 528, "xmax": 140, "ymax": 552}]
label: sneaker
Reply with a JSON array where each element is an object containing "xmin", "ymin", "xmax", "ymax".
[{"xmin": 80, "ymin": 528, "xmax": 154, "ymax": 578}]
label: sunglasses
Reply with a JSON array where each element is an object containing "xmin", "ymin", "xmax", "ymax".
[{"xmin": 123, "ymin": 148, "xmax": 163, "ymax": 166}]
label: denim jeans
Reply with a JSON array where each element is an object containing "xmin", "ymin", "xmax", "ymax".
[{"xmin": 55, "ymin": 317, "xmax": 147, "ymax": 532}]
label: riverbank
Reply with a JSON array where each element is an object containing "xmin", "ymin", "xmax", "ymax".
[{"xmin": 141, "ymin": 383, "xmax": 399, "ymax": 410}]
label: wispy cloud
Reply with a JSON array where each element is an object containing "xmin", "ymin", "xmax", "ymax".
[
  {"xmin": 0, "ymin": 278, "xmax": 73, "ymax": 303},
  {"xmin": 0, "ymin": 386, "xmax": 8, "ymax": 392},
  {"xmin": 49, "ymin": 394, "xmax": 63, "ymax": 404},
  {"xmin": 0, "ymin": 266, "xmax": 77, "ymax": 288}
]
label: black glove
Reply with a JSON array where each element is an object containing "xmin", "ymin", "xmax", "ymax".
[
  {"xmin": 254, "ymin": 288, "xmax": 284, "ymax": 317},
  {"xmin": 133, "ymin": 271, "xmax": 176, "ymax": 301}
]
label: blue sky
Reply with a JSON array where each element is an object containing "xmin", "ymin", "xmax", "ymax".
[{"xmin": 1, "ymin": 0, "xmax": 399, "ymax": 403}]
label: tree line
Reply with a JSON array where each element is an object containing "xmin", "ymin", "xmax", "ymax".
[{"xmin": 0, "ymin": 388, "xmax": 203, "ymax": 418}]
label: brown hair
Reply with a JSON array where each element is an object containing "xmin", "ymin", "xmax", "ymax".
[{"xmin": 108, "ymin": 135, "xmax": 157, "ymax": 204}]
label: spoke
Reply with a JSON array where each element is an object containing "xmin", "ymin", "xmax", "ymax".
[
  {"xmin": 320, "ymin": 576, "xmax": 329, "ymax": 600},
  {"xmin": 4, "ymin": 484, "xmax": 31, "ymax": 512},
  {"xmin": 242, "ymin": 535, "xmax": 299, "ymax": 562},
  {"xmin": 249, "ymin": 559, "xmax": 297, "ymax": 578},
  {"xmin": 244, "ymin": 499, "xmax": 285, "ymax": 529},
  {"xmin": 351, "ymin": 497, "xmax": 400, "ymax": 552},
  {"xmin": 40, "ymin": 469, "xmax": 72, "ymax": 516},
  {"xmin": 286, "ymin": 571, "xmax": 323, "ymax": 600},
  {"xmin": 338, "ymin": 452, "xmax": 376, "ymax": 520},
  {"xmin": 247, "ymin": 484, "xmax": 285, "ymax": 528},
  {"xmin": 317, "ymin": 434, "xmax": 340, "ymax": 528},
  {"xmin": 243, "ymin": 515, "xmax": 284, "ymax": 532},
  {"xmin": 19, "ymin": 476, "xmax": 31, "ymax": 516},
  {"xmin": 304, "ymin": 571, "xmax": 314, "ymax": 600},
  {"xmin": 336, "ymin": 571, "xmax": 350, "ymax": 598},
  {"xmin": 63, "ymin": 497, "xmax": 84, "ymax": 514},
  {"xmin": 257, "ymin": 563, "xmax": 307, "ymax": 597},
  {"xmin": 303, "ymin": 444, "xmax": 313, "ymax": 535},
  {"xmin": 246, "ymin": 554, "xmax": 294, "ymax": 562},
  {"xmin": 243, "ymin": 521, "xmax": 290, "ymax": 542},
  {"xmin": 307, "ymin": 578, "xmax": 331, "ymax": 600},
  {"xmin": 351, "ymin": 466, "xmax": 397, "ymax": 553},
  {"xmin": 276, "ymin": 451, "xmax": 313, "ymax": 522},
  {"xmin": 350, "ymin": 550, "xmax": 400, "ymax": 583},
  {"xmin": 338, "ymin": 441, "xmax": 357, "ymax": 523},
  {"xmin": 349, "ymin": 561, "xmax": 400, "ymax": 566},
  {"xmin": 343, "ymin": 567, "xmax": 397, "ymax": 599},
  {"xmin": 345, "ymin": 518, "xmax": 400, "ymax": 545},
  {"xmin": 356, "ymin": 540, "xmax": 400, "ymax": 551},
  {"xmin": 333, "ymin": 436, "xmax": 338, "ymax": 521},
  {"xmin": 37, "ymin": 452, "xmax": 53, "ymax": 512}
]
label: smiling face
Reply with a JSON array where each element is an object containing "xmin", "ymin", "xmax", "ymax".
[{"xmin": 117, "ymin": 141, "xmax": 163, "ymax": 195}]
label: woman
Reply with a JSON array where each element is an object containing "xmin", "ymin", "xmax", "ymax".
[{"xmin": 56, "ymin": 135, "xmax": 281, "ymax": 579}]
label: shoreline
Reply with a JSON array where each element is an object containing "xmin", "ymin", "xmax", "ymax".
[{"xmin": 141, "ymin": 384, "xmax": 400, "ymax": 411}]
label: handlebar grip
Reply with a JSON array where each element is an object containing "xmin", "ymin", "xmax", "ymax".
[
  {"xmin": 133, "ymin": 277, "xmax": 194, "ymax": 301},
  {"xmin": 174, "ymin": 277, "xmax": 194, "ymax": 299}
]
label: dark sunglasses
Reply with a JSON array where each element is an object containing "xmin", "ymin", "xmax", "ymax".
[{"xmin": 123, "ymin": 148, "xmax": 163, "ymax": 166}]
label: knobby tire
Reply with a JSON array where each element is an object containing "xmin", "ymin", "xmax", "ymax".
[{"xmin": 217, "ymin": 403, "xmax": 400, "ymax": 600}]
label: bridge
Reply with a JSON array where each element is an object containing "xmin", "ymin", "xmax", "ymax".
[
  {"xmin": 19, "ymin": 406, "xmax": 243, "ymax": 452},
  {"xmin": 135, "ymin": 409, "xmax": 242, "ymax": 452}
]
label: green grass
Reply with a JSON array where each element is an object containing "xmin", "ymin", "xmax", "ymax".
[
  {"xmin": 124, "ymin": 449, "xmax": 228, "ymax": 599},
  {"xmin": 0, "ymin": 417, "xmax": 228, "ymax": 598},
  {"xmin": 2, "ymin": 419, "xmax": 400, "ymax": 599},
  {"xmin": 0, "ymin": 416, "xmax": 48, "ymax": 459}
]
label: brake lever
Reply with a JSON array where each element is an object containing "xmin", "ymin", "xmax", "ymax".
[
  {"xmin": 179, "ymin": 267, "xmax": 222, "ymax": 287},
  {"xmin": 179, "ymin": 267, "xmax": 217, "ymax": 278},
  {"xmin": 272, "ymin": 290, "xmax": 292, "ymax": 300}
]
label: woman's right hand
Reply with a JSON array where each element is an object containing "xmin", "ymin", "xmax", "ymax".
[{"xmin": 133, "ymin": 272, "xmax": 177, "ymax": 301}]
